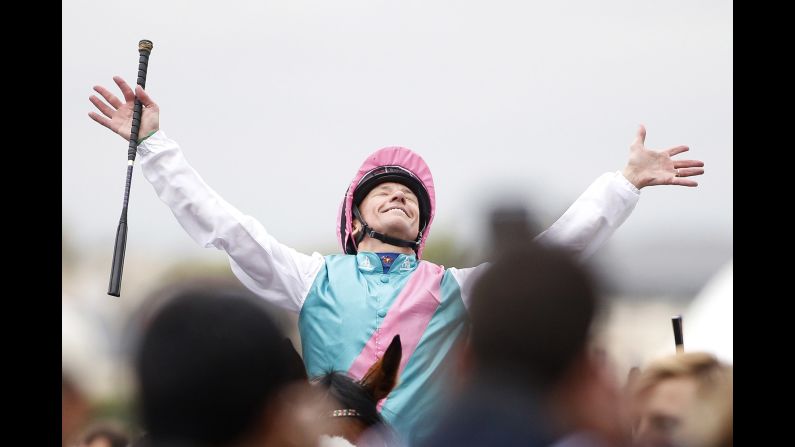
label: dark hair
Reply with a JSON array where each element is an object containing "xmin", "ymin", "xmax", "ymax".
[
  {"xmin": 469, "ymin": 241, "xmax": 598, "ymax": 388},
  {"xmin": 135, "ymin": 290, "xmax": 295, "ymax": 445}
]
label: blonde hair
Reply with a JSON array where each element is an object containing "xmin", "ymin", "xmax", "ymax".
[{"xmin": 633, "ymin": 352, "xmax": 732, "ymax": 447}]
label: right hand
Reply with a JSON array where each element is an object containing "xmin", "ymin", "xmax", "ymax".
[{"xmin": 89, "ymin": 76, "xmax": 160, "ymax": 143}]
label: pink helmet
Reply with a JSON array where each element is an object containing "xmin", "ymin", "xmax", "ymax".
[{"xmin": 337, "ymin": 146, "xmax": 436, "ymax": 258}]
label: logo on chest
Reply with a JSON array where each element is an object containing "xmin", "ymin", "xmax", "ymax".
[{"xmin": 359, "ymin": 256, "xmax": 374, "ymax": 271}]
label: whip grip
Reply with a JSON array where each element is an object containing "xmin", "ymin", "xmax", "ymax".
[{"xmin": 127, "ymin": 39, "xmax": 153, "ymax": 161}]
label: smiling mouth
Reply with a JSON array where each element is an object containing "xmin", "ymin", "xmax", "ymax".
[{"xmin": 383, "ymin": 207, "xmax": 410, "ymax": 218}]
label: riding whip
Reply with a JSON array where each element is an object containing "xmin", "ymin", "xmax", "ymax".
[{"xmin": 108, "ymin": 39, "xmax": 153, "ymax": 297}]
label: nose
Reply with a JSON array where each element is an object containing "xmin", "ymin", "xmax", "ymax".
[{"xmin": 390, "ymin": 190, "xmax": 407, "ymax": 203}]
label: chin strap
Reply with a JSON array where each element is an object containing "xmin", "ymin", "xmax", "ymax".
[{"xmin": 352, "ymin": 205, "xmax": 422, "ymax": 251}]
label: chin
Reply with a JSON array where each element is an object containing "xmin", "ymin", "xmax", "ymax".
[{"xmin": 375, "ymin": 219, "xmax": 416, "ymax": 240}]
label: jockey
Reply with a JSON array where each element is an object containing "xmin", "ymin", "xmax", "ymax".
[{"xmin": 88, "ymin": 76, "xmax": 704, "ymax": 445}]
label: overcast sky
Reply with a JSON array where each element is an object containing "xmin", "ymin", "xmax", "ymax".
[{"xmin": 63, "ymin": 1, "xmax": 732, "ymax": 281}]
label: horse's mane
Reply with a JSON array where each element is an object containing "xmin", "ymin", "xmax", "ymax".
[
  {"xmin": 310, "ymin": 336, "xmax": 403, "ymax": 445},
  {"xmin": 313, "ymin": 371, "xmax": 385, "ymax": 427}
]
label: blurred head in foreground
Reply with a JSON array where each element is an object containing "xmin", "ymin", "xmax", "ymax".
[{"xmin": 630, "ymin": 351, "xmax": 732, "ymax": 447}]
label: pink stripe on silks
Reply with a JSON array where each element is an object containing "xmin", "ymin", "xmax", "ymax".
[{"xmin": 347, "ymin": 262, "xmax": 444, "ymax": 409}]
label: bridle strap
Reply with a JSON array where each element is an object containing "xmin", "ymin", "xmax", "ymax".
[{"xmin": 329, "ymin": 409, "xmax": 361, "ymax": 417}]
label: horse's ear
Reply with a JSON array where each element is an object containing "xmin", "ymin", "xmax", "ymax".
[
  {"xmin": 360, "ymin": 334, "xmax": 402, "ymax": 402},
  {"xmin": 283, "ymin": 338, "xmax": 308, "ymax": 381}
]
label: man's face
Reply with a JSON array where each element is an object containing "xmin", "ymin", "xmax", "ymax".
[
  {"xmin": 633, "ymin": 376, "xmax": 699, "ymax": 447},
  {"xmin": 355, "ymin": 182, "xmax": 420, "ymax": 243}
]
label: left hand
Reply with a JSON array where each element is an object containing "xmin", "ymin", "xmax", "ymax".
[
  {"xmin": 89, "ymin": 76, "xmax": 160, "ymax": 143},
  {"xmin": 621, "ymin": 125, "xmax": 704, "ymax": 189}
]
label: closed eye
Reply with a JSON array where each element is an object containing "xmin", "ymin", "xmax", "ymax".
[{"xmin": 401, "ymin": 189, "xmax": 417, "ymax": 200}]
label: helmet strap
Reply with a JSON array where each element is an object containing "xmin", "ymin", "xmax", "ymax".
[{"xmin": 352, "ymin": 205, "xmax": 423, "ymax": 252}]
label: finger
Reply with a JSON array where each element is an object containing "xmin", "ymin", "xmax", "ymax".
[
  {"xmin": 675, "ymin": 167, "xmax": 704, "ymax": 177},
  {"xmin": 93, "ymin": 85, "xmax": 123, "ymax": 109},
  {"xmin": 88, "ymin": 111, "xmax": 114, "ymax": 132},
  {"xmin": 672, "ymin": 178, "xmax": 698, "ymax": 187},
  {"xmin": 631, "ymin": 124, "xmax": 646, "ymax": 147},
  {"xmin": 673, "ymin": 159, "xmax": 704, "ymax": 169},
  {"xmin": 666, "ymin": 145, "xmax": 689, "ymax": 157},
  {"xmin": 89, "ymin": 95, "xmax": 115, "ymax": 119},
  {"xmin": 135, "ymin": 85, "xmax": 158, "ymax": 108},
  {"xmin": 113, "ymin": 75, "xmax": 135, "ymax": 103}
]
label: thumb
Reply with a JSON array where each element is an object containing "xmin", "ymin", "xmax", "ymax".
[
  {"xmin": 631, "ymin": 124, "xmax": 646, "ymax": 147},
  {"xmin": 135, "ymin": 85, "xmax": 157, "ymax": 108}
]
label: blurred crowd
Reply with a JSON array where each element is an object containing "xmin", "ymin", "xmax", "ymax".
[{"xmin": 63, "ymin": 236, "xmax": 731, "ymax": 447}]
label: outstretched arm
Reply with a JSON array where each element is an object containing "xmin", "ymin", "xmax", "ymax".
[
  {"xmin": 538, "ymin": 125, "xmax": 704, "ymax": 259},
  {"xmin": 88, "ymin": 78, "xmax": 324, "ymax": 312},
  {"xmin": 455, "ymin": 126, "xmax": 705, "ymax": 307}
]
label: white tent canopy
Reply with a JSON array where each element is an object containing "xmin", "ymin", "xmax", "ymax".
[{"xmin": 671, "ymin": 259, "xmax": 733, "ymax": 364}]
